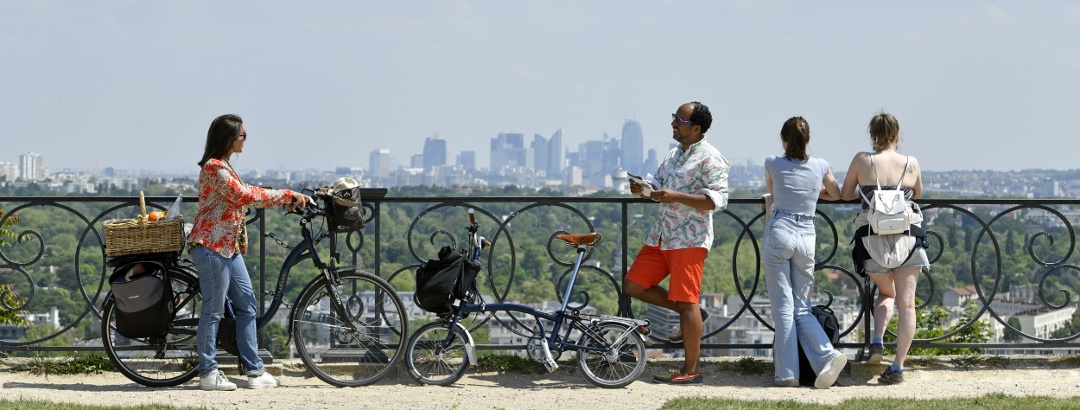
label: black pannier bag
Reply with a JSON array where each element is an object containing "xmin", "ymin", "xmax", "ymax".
[
  {"xmin": 798, "ymin": 304, "xmax": 841, "ymax": 386},
  {"xmin": 414, "ymin": 246, "xmax": 481, "ymax": 315},
  {"xmin": 108, "ymin": 260, "xmax": 175, "ymax": 339}
]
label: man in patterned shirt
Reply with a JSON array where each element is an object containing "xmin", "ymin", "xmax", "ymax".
[{"xmin": 624, "ymin": 101, "xmax": 730, "ymax": 385}]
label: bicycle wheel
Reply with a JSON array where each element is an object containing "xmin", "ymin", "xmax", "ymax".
[
  {"xmin": 292, "ymin": 269, "xmax": 408, "ymax": 387},
  {"xmin": 576, "ymin": 321, "xmax": 647, "ymax": 388},
  {"xmin": 101, "ymin": 266, "xmax": 201, "ymax": 387},
  {"xmin": 405, "ymin": 321, "xmax": 470, "ymax": 386}
]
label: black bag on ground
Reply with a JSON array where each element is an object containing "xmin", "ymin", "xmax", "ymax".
[
  {"xmin": 108, "ymin": 260, "xmax": 175, "ymax": 339},
  {"xmin": 414, "ymin": 246, "xmax": 481, "ymax": 314},
  {"xmin": 798, "ymin": 304, "xmax": 841, "ymax": 387}
]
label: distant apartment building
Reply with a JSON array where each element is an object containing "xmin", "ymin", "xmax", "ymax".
[
  {"xmin": 0, "ymin": 161, "xmax": 16, "ymax": 181},
  {"xmin": 0, "ymin": 306, "xmax": 60, "ymax": 341},
  {"xmin": 19, "ymin": 152, "xmax": 45, "ymax": 181},
  {"xmin": 368, "ymin": 149, "xmax": 390, "ymax": 179}
]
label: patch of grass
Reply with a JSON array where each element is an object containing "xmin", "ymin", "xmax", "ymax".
[
  {"xmin": 950, "ymin": 354, "xmax": 1010, "ymax": 370},
  {"xmin": 473, "ymin": 353, "xmax": 546, "ymax": 374},
  {"xmin": 1048, "ymin": 354, "xmax": 1080, "ymax": 368},
  {"xmin": 10, "ymin": 354, "xmax": 114, "ymax": 376},
  {"xmin": 661, "ymin": 393, "xmax": 1080, "ymax": 410},
  {"xmin": 0, "ymin": 398, "xmax": 207, "ymax": 410},
  {"xmin": 715, "ymin": 356, "xmax": 771, "ymax": 376}
]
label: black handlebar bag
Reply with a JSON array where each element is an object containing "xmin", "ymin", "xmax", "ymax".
[
  {"xmin": 414, "ymin": 246, "xmax": 481, "ymax": 315},
  {"xmin": 108, "ymin": 260, "xmax": 175, "ymax": 339}
]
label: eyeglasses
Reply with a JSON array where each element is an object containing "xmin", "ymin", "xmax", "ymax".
[
  {"xmin": 672, "ymin": 113, "xmax": 694, "ymax": 125},
  {"xmin": 238, "ymin": 133, "xmax": 247, "ymax": 140}
]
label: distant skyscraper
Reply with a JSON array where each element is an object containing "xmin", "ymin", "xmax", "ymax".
[
  {"xmin": 410, "ymin": 154, "xmax": 424, "ymax": 169},
  {"xmin": 620, "ymin": 120, "xmax": 644, "ymax": 175},
  {"xmin": 368, "ymin": 149, "xmax": 390, "ymax": 178},
  {"xmin": 643, "ymin": 149, "xmax": 659, "ymax": 174},
  {"xmin": 422, "ymin": 135, "xmax": 446, "ymax": 171},
  {"xmin": 490, "ymin": 132, "xmax": 526, "ymax": 171},
  {"xmin": 548, "ymin": 129, "xmax": 564, "ymax": 178},
  {"xmin": 457, "ymin": 150, "xmax": 476, "ymax": 172},
  {"xmin": 578, "ymin": 139, "xmax": 606, "ymax": 186},
  {"xmin": 530, "ymin": 129, "xmax": 564, "ymax": 178},
  {"xmin": 532, "ymin": 133, "xmax": 550, "ymax": 176},
  {"xmin": 602, "ymin": 134, "xmax": 621, "ymax": 178},
  {"xmin": 19, "ymin": 152, "xmax": 44, "ymax": 181}
]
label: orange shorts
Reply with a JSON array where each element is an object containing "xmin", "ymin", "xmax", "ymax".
[{"xmin": 625, "ymin": 245, "xmax": 707, "ymax": 303}]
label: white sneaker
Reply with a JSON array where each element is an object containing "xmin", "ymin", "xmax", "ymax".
[
  {"xmin": 815, "ymin": 353, "xmax": 848, "ymax": 389},
  {"xmin": 200, "ymin": 370, "xmax": 237, "ymax": 391},
  {"xmin": 247, "ymin": 372, "xmax": 280, "ymax": 389},
  {"xmin": 774, "ymin": 378, "xmax": 799, "ymax": 387}
]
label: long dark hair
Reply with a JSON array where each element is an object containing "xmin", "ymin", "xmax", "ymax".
[
  {"xmin": 199, "ymin": 114, "xmax": 243, "ymax": 167},
  {"xmin": 780, "ymin": 116, "xmax": 810, "ymax": 161}
]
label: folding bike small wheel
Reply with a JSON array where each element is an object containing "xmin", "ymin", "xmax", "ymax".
[
  {"xmin": 405, "ymin": 320, "xmax": 471, "ymax": 386},
  {"xmin": 576, "ymin": 321, "xmax": 647, "ymax": 388}
]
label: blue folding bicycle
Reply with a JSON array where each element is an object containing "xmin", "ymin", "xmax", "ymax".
[{"xmin": 404, "ymin": 209, "xmax": 650, "ymax": 388}]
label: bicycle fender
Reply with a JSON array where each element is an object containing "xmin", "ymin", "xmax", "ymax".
[
  {"xmin": 597, "ymin": 315, "xmax": 649, "ymax": 328},
  {"xmin": 454, "ymin": 321, "xmax": 479, "ymax": 366}
]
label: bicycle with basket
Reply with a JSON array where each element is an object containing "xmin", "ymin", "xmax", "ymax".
[
  {"xmin": 99, "ymin": 183, "xmax": 408, "ymax": 388},
  {"xmin": 405, "ymin": 209, "xmax": 651, "ymax": 388}
]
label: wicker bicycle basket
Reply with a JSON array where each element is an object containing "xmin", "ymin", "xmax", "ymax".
[{"xmin": 103, "ymin": 192, "xmax": 183, "ymax": 257}]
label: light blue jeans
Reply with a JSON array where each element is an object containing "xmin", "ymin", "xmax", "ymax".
[
  {"xmin": 763, "ymin": 212, "xmax": 842, "ymax": 381},
  {"xmin": 191, "ymin": 245, "xmax": 264, "ymax": 378}
]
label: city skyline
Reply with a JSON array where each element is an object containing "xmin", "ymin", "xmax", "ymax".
[{"xmin": 2, "ymin": 2, "xmax": 1078, "ymax": 172}]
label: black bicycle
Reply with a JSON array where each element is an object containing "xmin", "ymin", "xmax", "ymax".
[{"xmin": 99, "ymin": 190, "xmax": 408, "ymax": 387}]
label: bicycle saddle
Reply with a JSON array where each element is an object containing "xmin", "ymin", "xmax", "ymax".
[{"xmin": 555, "ymin": 233, "xmax": 602, "ymax": 248}]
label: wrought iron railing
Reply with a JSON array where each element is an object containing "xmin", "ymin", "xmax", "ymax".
[{"xmin": 1, "ymin": 193, "xmax": 1077, "ymax": 357}]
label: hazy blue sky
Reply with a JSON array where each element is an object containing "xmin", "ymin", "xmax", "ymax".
[{"xmin": 2, "ymin": 1, "xmax": 1077, "ymax": 173}]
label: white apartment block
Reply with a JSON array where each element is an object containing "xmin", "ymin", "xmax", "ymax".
[
  {"xmin": 0, "ymin": 161, "xmax": 16, "ymax": 181},
  {"xmin": 19, "ymin": 152, "xmax": 45, "ymax": 181}
]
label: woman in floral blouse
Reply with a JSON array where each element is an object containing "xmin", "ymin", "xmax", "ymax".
[{"xmin": 188, "ymin": 114, "xmax": 309, "ymax": 391}]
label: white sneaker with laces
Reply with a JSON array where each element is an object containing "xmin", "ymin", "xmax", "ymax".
[
  {"xmin": 200, "ymin": 370, "xmax": 237, "ymax": 391},
  {"xmin": 815, "ymin": 353, "xmax": 848, "ymax": 389},
  {"xmin": 247, "ymin": 372, "xmax": 280, "ymax": 389}
]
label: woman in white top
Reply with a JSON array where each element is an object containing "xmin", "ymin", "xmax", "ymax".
[{"xmin": 840, "ymin": 111, "xmax": 928, "ymax": 385}]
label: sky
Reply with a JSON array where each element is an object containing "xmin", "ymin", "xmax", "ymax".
[{"xmin": 1, "ymin": 1, "xmax": 1078, "ymax": 174}]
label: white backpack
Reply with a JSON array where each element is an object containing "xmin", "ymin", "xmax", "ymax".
[{"xmin": 860, "ymin": 155, "xmax": 912, "ymax": 235}]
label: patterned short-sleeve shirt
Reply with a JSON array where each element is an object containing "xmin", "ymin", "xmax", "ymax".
[
  {"xmin": 188, "ymin": 158, "xmax": 296, "ymax": 258},
  {"xmin": 645, "ymin": 137, "xmax": 730, "ymax": 252}
]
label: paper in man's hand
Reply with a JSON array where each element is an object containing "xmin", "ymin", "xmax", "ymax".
[{"xmin": 627, "ymin": 173, "xmax": 658, "ymax": 197}]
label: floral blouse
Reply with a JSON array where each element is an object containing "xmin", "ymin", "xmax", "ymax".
[
  {"xmin": 188, "ymin": 158, "xmax": 296, "ymax": 258},
  {"xmin": 645, "ymin": 137, "xmax": 730, "ymax": 252}
]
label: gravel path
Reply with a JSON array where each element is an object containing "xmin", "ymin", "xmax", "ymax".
[{"xmin": 2, "ymin": 357, "xmax": 1078, "ymax": 409}]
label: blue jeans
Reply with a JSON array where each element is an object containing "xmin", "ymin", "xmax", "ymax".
[
  {"xmin": 191, "ymin": 246, "xmax": 264, "ymax": 378},
  {"xmin": 763, "ymin": 212, "xmax": 842, "ymax": 381}
]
